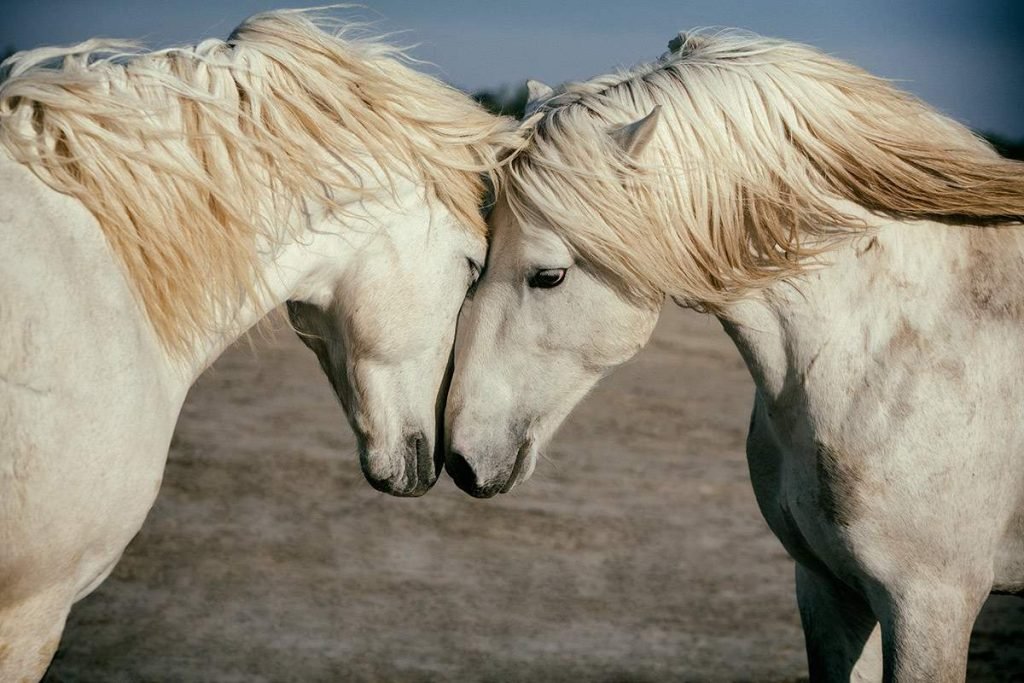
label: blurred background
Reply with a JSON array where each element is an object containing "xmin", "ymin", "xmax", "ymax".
[{"xmin": 3, "ymin": 1, "xmax": 1022, "ymax": 680}]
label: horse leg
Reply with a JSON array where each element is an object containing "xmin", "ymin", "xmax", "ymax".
[
  {"xmin": 796, "ymin": 563, "xmax": 882, "ymax": 682},
  {"xmin": 0, "ymin": 587, "xmax": 73, "ymax": 682},
  {"xmin": 869, "ymin": 575, "xmax": 990, "ymax": 682}
]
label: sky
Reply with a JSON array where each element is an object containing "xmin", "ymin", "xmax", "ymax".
[{"xmin": 2, "ymin": 0, "xmax": 1022, "ymax": 136}]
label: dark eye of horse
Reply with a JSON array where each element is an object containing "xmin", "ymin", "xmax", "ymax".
[
  {"xmin": 466, "ymin": 258, "xmax": 483, "ymax": 297},
  {"xmin": 467, "ymin": 258, "xmax": 482, "ymax": 282},
  {"xmin": 528, "ymin": 268, "xmax": 567, "ymax": 289}
]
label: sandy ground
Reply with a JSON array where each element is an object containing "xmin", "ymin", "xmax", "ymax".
[{"xmin": 44, "ymin": 308, "xmax": 1023, "ymax": 681}]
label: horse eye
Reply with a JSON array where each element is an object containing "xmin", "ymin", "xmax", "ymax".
[
  {"xmin": 467, "ymin": 258, "xmax": 482, "ymax": 282},
  {"xmin": 466, "ymin": 258, "xmax": 483, "ymax": 296},
  {"xmin": 528, "ymin": 268, "xmax": 567, "ymax": 289}
]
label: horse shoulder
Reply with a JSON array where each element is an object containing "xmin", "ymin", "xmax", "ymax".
[{"xmin": 1, "ymin": 152, "xmax": 178, "ymax": 603}]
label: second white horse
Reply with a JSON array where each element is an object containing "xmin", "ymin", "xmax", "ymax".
[{"xmin": 446, "ymin": 32, "xmax": 1024, "ymax": 681}]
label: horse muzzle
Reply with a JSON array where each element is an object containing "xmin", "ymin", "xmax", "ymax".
[
  {"xmin": 445, "ymin": 437, "xmax": 535, "ymax": 498},
  {"xmin": 359, "ymin": 430, "xmax": 441, "ymax": 497}
]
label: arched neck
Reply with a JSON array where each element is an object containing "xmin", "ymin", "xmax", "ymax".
[{"xmin": 168, "ymin": 226, "xmax": 346, "ymax": 388}]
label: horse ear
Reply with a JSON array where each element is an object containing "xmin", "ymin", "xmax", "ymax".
[
  {"xmin": 524, "ymin": 79, "xmax": 555, "ymax": 116},
  {"xmin": 609, "ymin": 106, "xmax": 662, "ymax": 157}
]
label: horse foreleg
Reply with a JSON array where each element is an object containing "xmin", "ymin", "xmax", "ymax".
[
  {"xmin": 869, "ymin": 575, "xmax": 990, "ymax": 683},
  {"xmin": 0, "ymin": 588, "xmax": 73, "ymax": 682},
  {"xmin": 796, "ymin": 563, "xmax": 882, "ymax": 682}
]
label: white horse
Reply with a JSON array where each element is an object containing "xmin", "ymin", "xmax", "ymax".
[
  {"xmin": 0, "ymin": 10, "xmax": 516, "ymax": 679},
  {"xmin": 446, "ymin": 32, "xmax": 1024, "ymax": 681}
]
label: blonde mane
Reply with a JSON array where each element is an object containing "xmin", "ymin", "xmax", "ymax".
[
  {"xmin": 500, "ymin": 32, "xmax": 1024, "ymax": 309},
  {"xmin": 0, "ymin": 9, "xmax": 519, "ymax": 355}
]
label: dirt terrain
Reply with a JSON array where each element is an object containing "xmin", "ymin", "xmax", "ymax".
[{"xmin": 44, "ymin": 308, "xmax": 1024, "ymax": 681}]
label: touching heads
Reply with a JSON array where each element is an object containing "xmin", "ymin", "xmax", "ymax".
[{"xmin": 289, "ymin": 179, "xmax": 487, "ymax": 497}]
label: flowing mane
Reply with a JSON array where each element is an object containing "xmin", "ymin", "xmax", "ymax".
[
  {"xmin": 500, "ymin": 31, "xmax": 1024, "ymax": 309},
  {"xmin": 0, "ymin": 9, "xmax": 518, "ymax": 355}
]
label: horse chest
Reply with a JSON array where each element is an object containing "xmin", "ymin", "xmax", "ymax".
[
  {"xmin": 745, "ymin": 396, "xmax": 862, "ymax": 582},
  {"xmin": 746, "ymin": 377, "xmax": 1024, "ymax": 594}
]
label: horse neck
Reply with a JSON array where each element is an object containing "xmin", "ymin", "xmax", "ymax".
[
  {"xmin": 177, "ymin": 222, "xmax": 341, "ymax": 384},
  {"xmin": 715, "ymin": 216, "xmax": 1008, "ymax": 436},
  {"xmin": 175, "ymin": 167, "xmax": 427, "ymax": 385}
]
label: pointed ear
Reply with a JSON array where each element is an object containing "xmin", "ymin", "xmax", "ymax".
[
  {"xmin": 524, "ymin": 79, "xmax": 555, "ymax": 116},
  {"xmin": 609, "ymin": 106, "xmax": 662, "ymax": 157}
]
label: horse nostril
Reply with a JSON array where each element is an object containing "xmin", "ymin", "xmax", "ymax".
[
  {"xmin": 445, "ymin": 450, "xmax": 502, "ymax": 498},
  {"xmin": 445, "ymin": 450, "xmax": 479, "ymax": 493},
  {"xmin": 407, "ymin": 431, "xmax": 435, "ymax": 490},
  {"xmin": 406, "ymin": 431, "xmax": 426, "ymax": 458}
]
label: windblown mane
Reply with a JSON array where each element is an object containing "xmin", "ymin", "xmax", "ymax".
[
  {"xmin": 500, "ymin": 32, "xmax": 1024, "ymax": 309},
  {"xmin": 0, "ymin": 10, "xmax": 519, "ymax": 355}
]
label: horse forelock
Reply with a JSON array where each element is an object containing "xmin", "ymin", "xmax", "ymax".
[
  {"xmin": 0, "ymin": 9, "xmax": 521, "ymax": 357},
  {"xmin": 499, "ymin": 31, "xmax": 1024, "ymax": 310}
]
